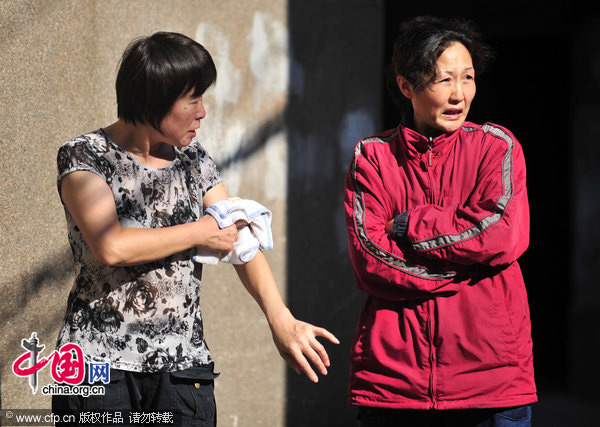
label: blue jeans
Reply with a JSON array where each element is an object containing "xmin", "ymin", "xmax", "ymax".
[
  {"xmin": 358, "ymin": 405, "xmax": 532, "ymax": 427},
  {"xmin": 52, "ymin": 365, "xmax": 218, "ymax": 426}
]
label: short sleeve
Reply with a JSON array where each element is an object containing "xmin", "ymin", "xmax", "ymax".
[
  {"xmin": 56, "ymin": 136, "xmax": 110, "ymax": 197},
  {"xmin": 191, "ymin": 142, "xmax": 222, "ymax": 197}
]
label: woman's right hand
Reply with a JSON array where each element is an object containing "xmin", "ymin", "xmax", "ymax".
[{"xmin": 194, "ymin": 215, "xmax": 238, "ymax": 252}]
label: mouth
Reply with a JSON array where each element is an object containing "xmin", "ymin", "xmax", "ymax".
[
  {"xmin": 442, "ymin": 108, "xmax": 463, "ymax": 116},
  {"xmin": 442, "ymin": 108, "xmax": 463, "ymax": 119}
]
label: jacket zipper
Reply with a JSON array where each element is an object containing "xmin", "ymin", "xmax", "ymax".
[
  {"xmin": 426, "ymin": 137, "xmax": 436, "ymax": 204},
  {"xmin": 426, "ymin": 137, "xmax": 437, "ymax": 408},
  {"xmin": 428, "ymin": 137, "xmax": 434, "ymax": 168}
]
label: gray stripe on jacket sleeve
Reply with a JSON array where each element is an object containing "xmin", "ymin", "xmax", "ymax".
[
  {"xmin": 411, "ymin": 124, "xmax": 514, "ymax": 252},
  {"xmin": 351, "ymin": 134, "xmax": 456, "ymax": 280}
]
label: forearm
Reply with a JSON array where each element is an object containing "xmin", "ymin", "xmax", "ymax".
[
  {"xmin": 233, "ymin": 251, "xmax": 290, "ymax": 324},
  {"xmin": 404, "ymin": 129, "xmax": 529, "ymax": 266},
  {"xmin": 234, "ymin": 250, "xmax": 338, "ymax": 383},
  {"xmin": 97, "ymin": 221, "xmax": 199, "ymax": 266},
  {"xmin": 403, "ymin": 185, "xmax": 529, "ymax": 267},
  {"xmin": 345, "ymin": 181, "xmax": 460, "ymax": 298}
]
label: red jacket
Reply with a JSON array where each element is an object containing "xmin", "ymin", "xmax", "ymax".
[{"xmin": 344, "ymin": 121, "xmax": 537, "ymax": 409}]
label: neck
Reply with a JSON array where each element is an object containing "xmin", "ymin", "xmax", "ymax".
[
  {"xmin": 410, "ymin": 119, "xmax": 440, "ymax": 139},
  {"xmin": 104, "ymin": 120, "xmax": 174, "ymax": 165}
]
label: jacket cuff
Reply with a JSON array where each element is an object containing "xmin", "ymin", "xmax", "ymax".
[{"xmin": 392, "ymin": 211, "xmax": 409, "ymax": 242}]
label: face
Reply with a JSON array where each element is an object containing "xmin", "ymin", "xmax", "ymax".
[
  {"xmin": 156, "ymin": 89, "xmax": 206, "ymax": 146},
  {"xmin": 397, "ymin": 42, "xmax": 476, "ymax": 137}
]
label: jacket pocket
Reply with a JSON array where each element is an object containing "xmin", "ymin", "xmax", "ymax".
[{"xmin": 492, "ymin": 279, "xmax": 520, "ymax": 366}]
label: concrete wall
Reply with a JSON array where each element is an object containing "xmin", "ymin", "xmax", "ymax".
[
  {"xmin": 284, "ymin": 1, "xmax": 382, "ymax": 425},
  {"xmin": 0, "ymin": 1, "xmax": 383, "ymax": 426}
]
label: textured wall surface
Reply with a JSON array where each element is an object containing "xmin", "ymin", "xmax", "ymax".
[
  {"xmin": 0, "ymin": 1, "xmax": 384, "ymax": 426},
  {"xmin": 284, "ymin": 1, "xmax": 383, "ymax": 425},
  {"xmin": 0, "ymin": 0, "xmax": 288, "ymax": 425}
]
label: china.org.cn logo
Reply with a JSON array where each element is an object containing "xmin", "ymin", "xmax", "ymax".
[{"xmin": 12, "ymin": 333, "xmax": 109, "ymax": 396}]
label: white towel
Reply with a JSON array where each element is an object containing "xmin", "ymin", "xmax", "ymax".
[{"xmin": 192, "ymin": 197, "xmax": 273, "ymax": 265}]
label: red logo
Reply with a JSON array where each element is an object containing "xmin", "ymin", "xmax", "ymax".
[{"xmin": 12, "ymin": 333, "xmax": 85, "ymax": 393}]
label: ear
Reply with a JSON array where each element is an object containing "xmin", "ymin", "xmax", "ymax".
[{"xmin": 396, "ymin": 75, "xmax": 414, "ymax": 100}]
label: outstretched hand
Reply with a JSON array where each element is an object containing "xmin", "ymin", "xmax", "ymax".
[{"xmin": 269, "ymin": 308, "xmax": 339, "ymax": 383}]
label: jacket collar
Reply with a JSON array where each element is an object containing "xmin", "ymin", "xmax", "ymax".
[{"xmin": 397, "ymin": 122, "xmax": 464, "ymax": 159}]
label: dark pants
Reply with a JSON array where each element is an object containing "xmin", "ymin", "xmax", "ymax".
[
  {"xmin": 358, "ymin": 405, "xmax": 532, "ymax": 427},
  {"xmin": 52, "ymin": 366, "xmax": 217, "ymax": 427}
]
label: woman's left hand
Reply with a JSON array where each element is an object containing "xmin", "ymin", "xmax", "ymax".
[
  {"xmin": 385, "ymin": 218, "xmax": 395, "ymax": 234},
  {"xmin": 268, "ymin": 308, "xmax": 339, "ymax": 383}
]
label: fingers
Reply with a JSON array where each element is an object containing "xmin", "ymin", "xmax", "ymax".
[
  {"xmin": 296, "ymin": 353, "xmax": 320, "ymax": 383},
  {"xmin": 281, "ymin": 352, "xmax": 302, "ymax": 377},
  {"xmin": 314, "ymin": 326, "xmax": 340, "ymax": 345},
  {"xmin": 283, "ymin": 324, "xmax": 340, "ymax": 383},
  {"xmin": 310, "ymin": 336, "xmax": 331, "ymax": 369},
  {"xmin": 196, "ymin": 217, "xmax": 239, "ymax": 252},
  {"xmin": 219, "ymin": 225, "xmax": 238, "ymax": 251},
  {"xmin": 222, "ymin": 223, "xmax": 238, "ymax": 241},
  {"xmin": 283, "ymin": 345, "xmax": 320, "ymax": 383},
  {"xmin": 304, "ymin": 342, "xmax": 328, "ymax": 376},
  {"xmin": 385, "ymin": 218, "xmax": 395, "ymax": 234},
  {"xmin": 305, "ymin": 326, "xmax": 339, "ymax": 372},
  {"xmin": 208, "ymin": 224, "xmax": 237, "ymax": 252},
  {"xmin": 235, "ymin": 219, "xmax": 248, "ymax": 229},
  {"xmin": 270, "ymin": 312, "xmax": 340, "ymax": 384}
]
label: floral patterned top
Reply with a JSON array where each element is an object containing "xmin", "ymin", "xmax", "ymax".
[{"xmin": 56, "ymin": 129, "xmax": 221, "ymax": 372}]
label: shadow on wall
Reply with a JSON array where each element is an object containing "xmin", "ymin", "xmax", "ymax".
[
  {"xmin": 0, "ymin": 247, "xmax": 74, "ymax": 409},
  {"xmin": 285, "ymin": 1, "xmax": 383, "ymax": 426},
  {"xmin": 215, "ymin": 113, "xmax": 285, "ymax": 173},
  {"xmin": 0, "ymin": 247, "xmax": 73, "ymax": 330}
]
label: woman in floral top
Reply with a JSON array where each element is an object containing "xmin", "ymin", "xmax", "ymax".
[{"xmin": 53, "ymin": 32, "xmax": 338, "ymax": 426}]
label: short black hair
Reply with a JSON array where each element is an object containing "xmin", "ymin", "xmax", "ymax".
[
  {"xmin": 116, "ymin": 32, "xmax": 217, "ymax": 131},
  {"xmin": 388, "ymin": 16, "xmax": 494, "ymax": 115}
]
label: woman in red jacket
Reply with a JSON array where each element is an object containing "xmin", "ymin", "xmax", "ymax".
[{"xmin": 345, "ymin": 16, "xmax": 536, "ymax": 426}]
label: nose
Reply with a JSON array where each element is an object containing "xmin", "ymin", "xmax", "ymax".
[
  {"xmin": 450, "ymin": 81, "xmax": 464, "ymax": 104},
  {"xmin": 196, "ymin": 100, "xmax": 206, "ymax": 120}
]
